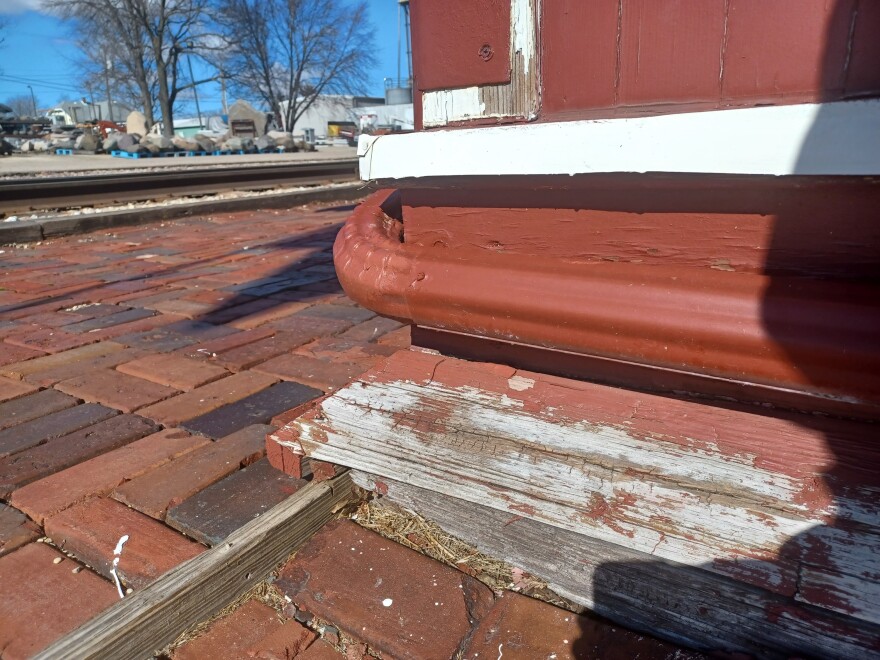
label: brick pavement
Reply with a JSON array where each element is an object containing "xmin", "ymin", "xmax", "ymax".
[
  {"xmin": 0, "ymin": 205, "xmax": 702, "ymax": 658},
  {"xmin": 0, "ymin": 204, "xmax": 407, "ymax": 657},
  {"xmin": 170, "ymin": 520, "xmax": 705, "ymax": 660}
]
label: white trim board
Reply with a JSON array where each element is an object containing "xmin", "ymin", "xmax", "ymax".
[{"xmin": 359, "ymin": 99, "xmax": 880, "ymax": 179}]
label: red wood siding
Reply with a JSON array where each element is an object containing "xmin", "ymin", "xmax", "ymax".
[
  {"xmin": 540, "ymin": 0, "xmax": 880, "ymax": 120},
  {"xmin": 410, "ymin": 0, "xmax": 512, "ymax": 91},
  {"xmin": 618, "ymin": 0, "xmax": 726, "ymax": 105},
  {"xmin": 399, "ymin": 178, "xmax": 880, "ymax": 278},
  {"xmin": 541, "ymin": 0, "xmax": 619, "ymax": 110},
  {"xmin": 720, "ymin": 0, "xmax": 856, "ymax": 100}
]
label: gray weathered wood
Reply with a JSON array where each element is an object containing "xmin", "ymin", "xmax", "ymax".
[
  {"xmin": 285, "ymin": 351, "xmax": 879, "ymax": 625},
  {"xmin": 36, "ymin": 471, "xmax": 355, "ymax": 660},
  {"xmin": 353, "ymin": 471, "xmax": 880, "ymax": 660}
]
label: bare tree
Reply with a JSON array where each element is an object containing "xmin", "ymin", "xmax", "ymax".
[
  {"xmin": 5, "ymin": 95, "xmax": 38, "ymax": 118},
  {"xmin": 72, "ymin": 27, "xmax": 159, "ymax": 126},
  {"xmin": 215, "ymin": 0, "xmax": 375, "ymax": 131},
  {"xmin": 46, "ymin": 0, "xmax": 219, "ymax": 136}
]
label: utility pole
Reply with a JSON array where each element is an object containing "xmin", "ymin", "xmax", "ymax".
[
  {"xmin": 104, "ymin": 57, "xmax": 114, "ymax": 122},
  {"xmin": 220, "ymin": 69, "xmax": 228, "ymax": 116},
  {"xmin": 186, "ymin": 42, "xmax": 203, "ymax": 130},
  {"xmin": 26, "ymin": 85, "xmax": 37, "ymax": 117},
  {"xmin": 86, "ymin": 85, "xmax": 98, "ymax": 122}
]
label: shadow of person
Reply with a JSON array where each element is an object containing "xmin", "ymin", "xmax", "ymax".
[{"xmin": 583, "ymin": 2, "xmax": 880, "ymax": 657}]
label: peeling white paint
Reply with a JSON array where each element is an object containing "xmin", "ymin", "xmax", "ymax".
[
  {"xmin": 512, "ymin": 0, "xmax": 535, "ymax": 76},
  {"xmin": 298, "ymin": 378, "xmax": 835, "ymax": 592},
  {"xmin": 507, "ymin": 375, "xmax": 535, "ymax": 391},
  {"xmin": 422, "ymin": 87, "xmax": 487, "ymax": 128}
]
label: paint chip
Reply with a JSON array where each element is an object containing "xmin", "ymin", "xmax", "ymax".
[
  {"xmin": 507, "ymin": 375, "xmax": 535, "ymax": 391},
  {"xmin": 382, "ymin": 598, "xmax": 393, "ymax": 607}
]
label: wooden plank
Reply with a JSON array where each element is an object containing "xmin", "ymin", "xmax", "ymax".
[
  {"xmin": 354, "ymin": 472, "xmax": 880, "ymax": 660},
  {"xmin": 282, "ymin": 351, "xmax": 879, "ymax": 620},
  {"xmin": 36, "ymin": 471, "xmax": 356, "ymax": 660}
]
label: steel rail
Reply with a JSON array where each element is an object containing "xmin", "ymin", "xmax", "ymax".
[{"xmin": 0, "ymin": 159, "xmax": 358, "ymax": 215}]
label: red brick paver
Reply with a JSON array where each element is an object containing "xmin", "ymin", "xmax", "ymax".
[
  {"xmin": 138, "ymin": 371, "xmax": 278, "ymax": 426},
  {"xmin": 45, "ymin": 496, "xmax": 205, "ymax": 589},
  {"xmin": 276, "ymin": 519, "xmax": 495, "ymax": 659},
  {"xmin": 166, "ymin": 458, "xmax": 307, "ymax": 546},
  {"xmin": 0, "ymin": 344, "xmax": 47, "ymax": 367},
  {"xmin": 0, "ymin": 375, "xmax": 37, "ymax": 402},
  {"xmin": 298, "ymin": 639, "xmax": 343, "ymax": 659},
  {"xmin": 12, "ymin": 429, "xmax": 209, "ymax": 525},
  {"xmin": 171, "ymin": 599, "xmax": 287, "ymax": 660},
  {"xmin": 1, "ymin": 341, "xmax": 128, "ymax": 381},
  {"xmin": 0, "ymin": 414, "xmax": 159, "ymax": 498},
  {"xmin": 0, "ymin": 543, "xmax": 117, "ymax": 659},
  {"xmin": 0, "ymin": 504, "xmax": 39, "ymax": 557},
  {"xmin": 462, "ymin": 591, "xmax": 704, "ymax": 660},
  {"xmin": 255, "ymin": 354, "xmax": 365, "ymax": 392},
  {"xmin": 116, "ymin": 353, "xmax": 229, "ymax": 391},
  {"xmin": 0, "ymin": 389, "xmax": 77, "ymax": 431},
  {"xmin": 245, "ymin": 618, "xmax": 318, "ymax": 659},
  {"xmin": 4, "ymin": 326, "xmax": 98, "ymax": 354},
  {"xmin": 55, "ymin": 368, "xmax": 180, "ymax": 412},
  {"xmin": 113, "ymin": 424, "xmax": 269, "ymax": 519}
]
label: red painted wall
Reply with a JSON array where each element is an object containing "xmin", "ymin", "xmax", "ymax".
[
  {"xmin": 410, "ymin": 0, "xmax": 512, "ymax": 91},
  {"xmin": 540, "ymin": 0, "xmax": 880, "ymax": 120},
  {"xmin": 400, "ymin": 177, "xmax": 880, "ymax": 278}
]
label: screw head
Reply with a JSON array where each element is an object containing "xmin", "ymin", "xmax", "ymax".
[{"xmin": 479, "ymin": 44, "xmax": 494, "ymax": 62}]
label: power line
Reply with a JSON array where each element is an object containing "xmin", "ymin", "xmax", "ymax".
[{"xmin": 0, "ymin": 75, "xmax": 83, "ymax": 95}]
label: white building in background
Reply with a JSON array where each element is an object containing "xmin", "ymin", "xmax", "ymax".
[
  {"xmin": 47, "ymin": 100, "xmax": 134, "ymax": 126},
  {"xmin": 284, "ymin": 95, "xmax": 413, "ymax": 139},
  {"xmin": 353, "ymin": 102, "xmax": 414, "ymax": 133}
]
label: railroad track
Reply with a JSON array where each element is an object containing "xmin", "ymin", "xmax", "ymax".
[{"xmin": 0, "ymin": 159, "xmax": 359, "ymax": 216}]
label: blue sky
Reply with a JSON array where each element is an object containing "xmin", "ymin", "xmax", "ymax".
[{"xmin": 0, "ymin": 1, "xmax": 404, "ymax": 115}]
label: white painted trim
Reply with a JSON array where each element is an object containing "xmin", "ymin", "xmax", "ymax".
[
  {"xmin": 422, "ymin": 0, "xmax": 536, "ymax": 127},
  {"xmin": 360, "ymin": 99, "xmax": 880, "ymax": 179}
]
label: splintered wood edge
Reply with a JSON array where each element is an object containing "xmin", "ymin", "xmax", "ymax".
[{"xmin": 36, "ymin": 471, "xmax": 356, "ymax": 660}]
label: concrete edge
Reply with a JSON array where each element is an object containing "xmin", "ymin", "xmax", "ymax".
[{"xmin": 0, "ymin": 182, "xmax": 369, "ymax": 245}]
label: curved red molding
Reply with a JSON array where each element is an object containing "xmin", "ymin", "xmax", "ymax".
[{"xmin": 335, "ymin": 191, "xmax": 880, "ymax": 411}]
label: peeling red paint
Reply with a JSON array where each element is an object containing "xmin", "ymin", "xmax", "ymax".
[
  {"xmin": 615, "ymin": 490, "xmax": 638, "ymax": 509},
  {"xmin": 509, "ymin": 503, "xmax": 537, "ymax": 516},
  {"xmin": 579, "ymin": 493, "xmax": 636, "ymax": 540},
  {"xmin": 798, "ymin": 578, "xmax": 858, "ymax": 616}
]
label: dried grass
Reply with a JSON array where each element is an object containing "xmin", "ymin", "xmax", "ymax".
[
  {"xmin": 154, "ymin": 581, "xmax": 287, "ymax": 658},
  {"xmin": 352, "ymin": 499, "xmax": 578, "ymax": 610},
  {"xmin": 352, "ymin": 500, "xmax": 530, "ymax": 595}
]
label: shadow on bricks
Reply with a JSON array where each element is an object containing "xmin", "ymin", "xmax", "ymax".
[{"xmin": 0, "ymin": 221, "xmax": 345, "ymax": 321}]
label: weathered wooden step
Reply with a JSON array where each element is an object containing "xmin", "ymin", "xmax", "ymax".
[
  {"xmin": 353, "ymin": 471, "xmax": 880, "ymax": 660},
  {"xmin": 278, "ymin": 350, "xmax": 880, "ymax": 650}
]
